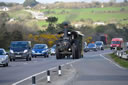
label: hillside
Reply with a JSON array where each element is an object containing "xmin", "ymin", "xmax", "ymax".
[{"xmin": 39, "ymin": 6, "xmax": 128, "ymax": 27}]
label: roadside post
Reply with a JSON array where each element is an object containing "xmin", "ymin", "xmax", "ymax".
[
  {"xmin": 58, "ymin": 66, "xmax": 62, "ymax": 76},
  {"xmin": 32, "ymin": 76, "xmax": 36, "ymax": 85},
  {"xmin": 47, "ymin": 70, "xmax": 51, "ymax": 83}
]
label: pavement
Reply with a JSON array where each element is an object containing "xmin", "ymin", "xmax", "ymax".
[{"xmin": 0, "ymin": 49, "xmax": 128, "ymax": 85}]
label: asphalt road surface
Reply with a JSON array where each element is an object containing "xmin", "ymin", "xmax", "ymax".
[
  {"xmin": 0, "ymin": 49, "xmax": 128, "ymax": 85},
  {"xmin": 0, "ymin": 56, "xmax": 74, "ymax": 85},
  {"xmin": 67, "ymin": 50, "xmax": 128, "ymax": 85}
]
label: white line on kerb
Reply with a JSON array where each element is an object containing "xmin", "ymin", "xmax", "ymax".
[
  {"xmin": 12, "ymin": 59, "xmax": 82, "ymax": 85},
  {"xmin": 100, "ymin": 54, "xmax": 126, "ymax": 70}
]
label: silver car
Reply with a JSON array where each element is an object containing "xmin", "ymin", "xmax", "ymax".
[
  {"xmin": 50, "ymin": 45, "xmax": 56, "ymax": 55},
  {"xmin": 95, "ymin": 41, "xmax": 104, "ymax": 50},
  {"xmin": 0, "ymin": 48, "xmax": 9, "ymax": 67}
]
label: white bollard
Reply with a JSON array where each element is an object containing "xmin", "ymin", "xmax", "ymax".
[
  {"xmin": 47, "ymin": 70, "xmax": 51, "ymax": 83},
  {"xmin": 58, "ymin": 66, "xmax": 62, "ymax": 76}
]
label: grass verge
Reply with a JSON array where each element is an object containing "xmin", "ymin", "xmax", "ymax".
[{"xmin": 109, "ymin": 53, "xmax": 128, "ymax": 68}]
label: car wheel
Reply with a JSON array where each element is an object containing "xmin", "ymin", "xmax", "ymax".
[
  {"xmin": 29, "ymin": 57, "xmax": 32, "ymax": 61},
  {"xmin": 13, "ymin": 58, "xmax": 15, "ymax": 61},
  {"xmin": 6, "ymin": 63, "xmax": 8, "ymax": 66},
  {"xmin": 47, "ymin": 55, "xmax": 49, "ymax": 58},
  {"xmin": 10, "ymin": 58, "xmax": 13, "ymax": 62},
  {"xmin": 26, "ymin": 57, "xmax": 29, "ymax": 61}
]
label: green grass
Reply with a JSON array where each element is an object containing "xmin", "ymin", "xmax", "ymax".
[
  {"xmin": 109, "ymin": 53, "xmax": 128, "ymax": 68},
  {"xmin": 8, "ymin": 9, "xmax": 32, "ymax": 20},
  {"xmin": 40, "ymin": 6, "xmax": 128, "ymax": 26},
  {"xmin": 1, "ymin": 6, "xmax": 127, "ymax": 27}
]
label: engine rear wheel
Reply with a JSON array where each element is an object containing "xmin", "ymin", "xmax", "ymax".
[
  {"xmin": 72, "ymin": 44, "xmax": 76, "ymax": 59},
  {"xmin": 56, "ymin": 48, "xmax": 61, "ymax": 59}
]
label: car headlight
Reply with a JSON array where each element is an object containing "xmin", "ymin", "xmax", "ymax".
[
  {"xmin": 1, "ymin": 57, "xmax": 6, "ymax": 61},
  {"xmin": 32, "ymin": 50, "xmax": 35, "ymax": 53},
  {"xmin": 24, "ymin": 50, "xmax": 28, "ymax": 53},
  {"xmin": 10, "ymin": 50, "xmax": 14, "ymax": 53},
  {"xmin": 42, "ymin": 50, "xmax": 47, "ymax": 53}
]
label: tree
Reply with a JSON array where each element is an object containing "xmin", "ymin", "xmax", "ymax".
[
  {"xmin": 46, "ymin": 16, "xmax": 58, "ymax": 25},
  {"xmin": 0, "ymin": 12, "xmax": 10, "ymax": 26},
  {"xmin": 11, "ymin": 30, "xmax": 23, "ymax": 41},
  {"xmin": 23, "ymin": 0, "xmax": 38, "ymax": 7},
  {"xmin": 45, "ymin": 17, "xmax": 58, "ymax": 33}
]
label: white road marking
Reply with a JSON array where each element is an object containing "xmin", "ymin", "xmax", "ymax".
[
  {"xmin": 23, "ymin": 63, "xmax": 28, "ymax": 65},
  {"xmin": 100, "ymin": 54, "xmax": 126, "ymax": 70},
  {"xmin": 12, "ymin": 70, "xmax": 46, "ymax": 85},
  {"xmin": 87, "ymin": 51, "xmax": 113, "ymax": 57},
  {"xmin": 12, "ymin": 59, "xmax": 82, "ymax": 85}
]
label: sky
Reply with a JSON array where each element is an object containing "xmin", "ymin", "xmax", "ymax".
[{"xmin": 0, "ymin": 0, "xmax": 124, "ymax": 4}]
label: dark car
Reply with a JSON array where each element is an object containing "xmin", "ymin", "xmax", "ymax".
[
  {"xmin": 32, "ymin": 44, "xmax": 49, "ymax": 58},
  {"xmin": 9, "ymin": 41, "xmax": 32, "ymax": 61},
  {"xmin": 86, "ymin": 43, "xmax": 97, "ymax": 51}
]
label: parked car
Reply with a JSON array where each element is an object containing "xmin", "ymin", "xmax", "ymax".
[
  {"xmin": 95, "ymin": 41, "xmax": 104, "ymax": 50},
  {"xmin": 86, "ymin": 43, "xmax": 97, "ymax": 51},
  {"xmin": 50, "ymin": 45, "xmax": 56, "ymax": 55},
  {"xmin": 32, "ymin": 44, "xmax": 49, "ymax": 58},
  {"xmin": 0, "ymin": 48, "xmax": 9, "ymax": 67},
  {"xmin": 9, "ymin": 41, "xmax": 32, "ymax": 61}
]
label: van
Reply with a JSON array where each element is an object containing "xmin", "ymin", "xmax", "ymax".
[{"xmin": 110, "ymin": 38, "xmax": 124, "ymax": 50}]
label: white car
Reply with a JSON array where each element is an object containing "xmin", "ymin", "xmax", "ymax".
[
  {"xmin": 50, "ymin": 45, "xmax": 56, "ymax": 55},
  {"xmin": 95, "ymin": 41, "xmax": 104, "ymax": 50},
  {"xmin": 0, "ymin": 48, "xmax": 9, "ymax": 67}
]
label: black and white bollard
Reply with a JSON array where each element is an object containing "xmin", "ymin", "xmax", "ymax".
[
  {"xmin": 32, "ymin": 76, "xmax": 36, "ymax": 85},
  {"xmin": 58, "ymin": 66, "xmax": 62, "ymax": 76},
  {"xmin": 47, "ymin": 70, "xmax": 51, "ymax": 83}
]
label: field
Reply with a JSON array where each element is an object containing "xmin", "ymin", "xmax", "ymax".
[
  {"xmin": 39, "ymin": 6, "xmax": 128, "ymax": 26},
  {"xmin": 1, "ymin": 6, "xmax": 128, "ymax": 28}
]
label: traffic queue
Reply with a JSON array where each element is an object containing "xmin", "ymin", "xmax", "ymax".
[
  {"xmin": 0, "ymin": 37, "xmax": 126, "ymax": 67},
  {"xmin": 0, "ymin": 41, "xmax": 56, "ymax": 67}
]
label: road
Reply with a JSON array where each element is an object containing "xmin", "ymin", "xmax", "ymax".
[
  {"xmin": 67, "ymin": 50, "xmax": 128, "ymax": 85},
  {"xmin": 0, "ymin": 49, "xmax": 128, "ymax": 85},
  {"xmin": 0, "ymin": 56, "xmax": 74, "ymax": 85}
]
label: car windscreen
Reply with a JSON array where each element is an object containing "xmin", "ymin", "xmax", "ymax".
[
  {"xmin": 0, "ymin": 50, "xmax": 4, "ymax": 55},
  {"xmin": 11, "ymin": 42, "xmax": 28, "ymax": 48},
  {"xmin": 34, "ymin": 45, "xmax": 46, "ymax": 49},
  {"xmin": 88, "ymin": 44, "xmax": 95, "ymax": 48},
  {"xmin": 96, "ymin": 43, "xmax": 102, "ymax": 46},
  {"xmin": 52, "ymin": 45, "xmax": 56, "ymax": 49},
  {"xmin": 111, "ymin": 41, "xmax": 120, "ymax": 44}
]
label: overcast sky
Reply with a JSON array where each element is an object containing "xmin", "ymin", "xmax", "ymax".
[{"xmin": 0, "ymin": 0, "xmax": 124, "ymax": 4}]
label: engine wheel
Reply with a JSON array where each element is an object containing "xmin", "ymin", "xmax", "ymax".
[
  {"xmin": 56, "ymin": 48, "xmax": 61, "ymax": 59},
  {"xmin": 72, "ymin": 44, "xmax": 76, "ymax": 59}
]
